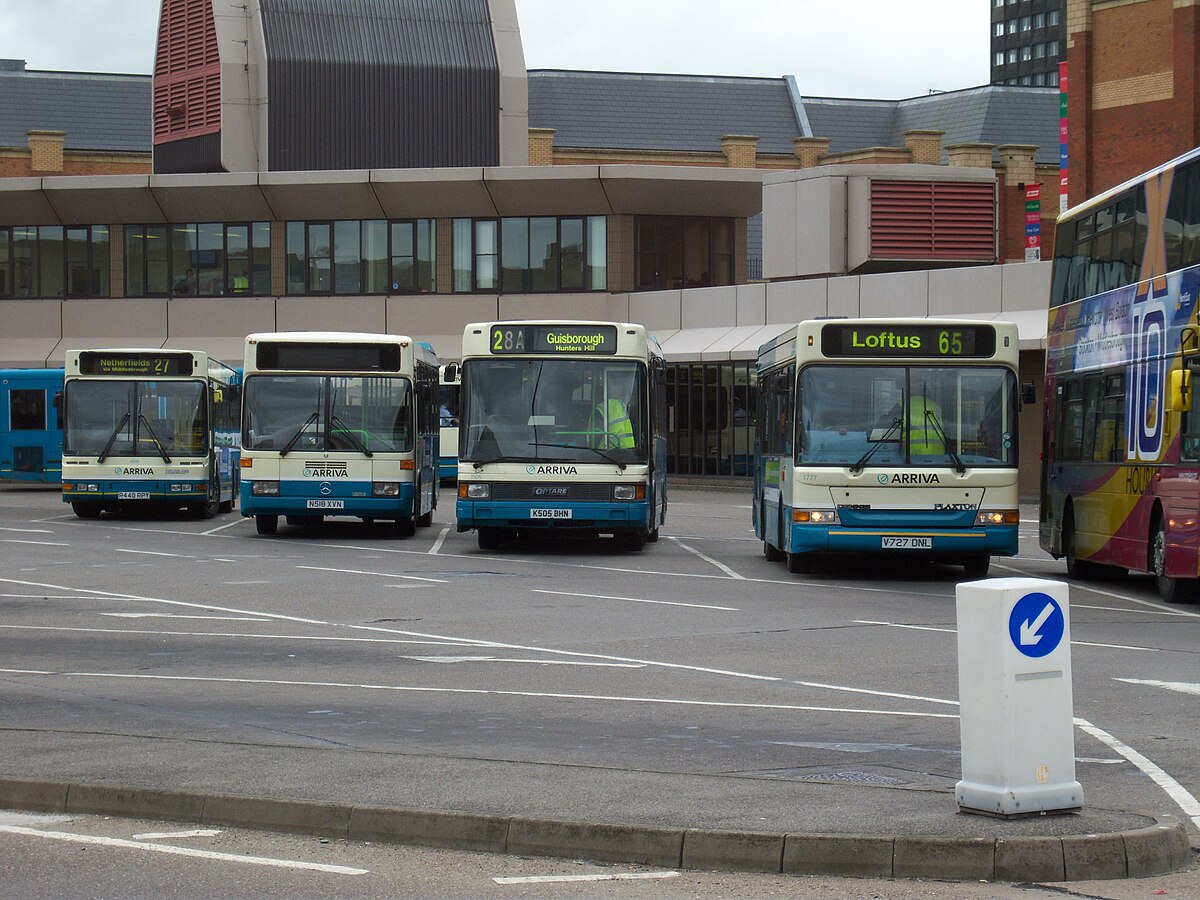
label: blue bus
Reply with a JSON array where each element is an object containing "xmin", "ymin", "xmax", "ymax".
[{"xmin": 0, "ymin": 368, "xmax": 64, "ymax": 484}]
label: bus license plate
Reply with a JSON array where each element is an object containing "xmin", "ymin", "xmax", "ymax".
[
  {"xmin": 882, "ymin": 537, "xmax": 931, "ymax": 549},
  {"xmin": 306, "ymin": 499, "xmax": 344, "ymax": 510},
  {"xmin": 530, "ymin": 508, "xmax": 571, "ymax": 519},
  {"xmin": 117, "ymin": 491, "xmax": 151, "ymax": 500}
]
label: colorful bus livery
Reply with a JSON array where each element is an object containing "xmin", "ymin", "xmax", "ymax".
[
  {"xmin": 61, "ymin": 350, "xmax": 240, "ymax": 517},
  {"xmin": 239, "ymin": 332, "xmax": 440, "ymax": 536},
  {"xmin": 0, "ymin": 368, "xmax": 64, "ymax": 484},
  {"xmin": 755, "ymin": 319, "xmax": 1025, "ymax": 577},
  {"xmin": 1041, "ymin": 146, "xmax": 1200, "ymax": 603}
]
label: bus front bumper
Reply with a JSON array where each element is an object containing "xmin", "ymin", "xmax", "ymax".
[
  {"xmin": 790, "ymin": 523, "xmax": 1019, "ymax": 558},
  {"xmin": 62, "ymin": 480, "xmax": 207, "ymax": 503},
  {"xmin": 457, "ymin": 500, "xmax": 650, "ymax": 533},
  {"xmin": 240, "ymin": 480, "xmax": 415, "ymax": 519}
]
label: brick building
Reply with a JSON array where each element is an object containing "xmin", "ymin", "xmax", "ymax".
[{"xmin": 990, "ymin": 0, "xmax": 1066, "ymax": 87}]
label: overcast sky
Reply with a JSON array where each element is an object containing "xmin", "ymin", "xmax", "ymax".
[{"xmin": 0, "ymin": 0, "xmax": 989, "ymax": 100}]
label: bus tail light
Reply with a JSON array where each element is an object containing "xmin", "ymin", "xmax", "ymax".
[
  {"xmin": 612, "ymin": 484, "xmax": 645, "ymax": 501},
  {"xmin": 795, "ymin": 509, "xmax": 838, "ymax": 524},
  {"xmin": 251, "ymin": 481, "xmax": 280, "ymax": 496},
  {"xmin": 372, "ymin": 482, "xmax": 400, "ymax": 497},
  {"xmin": 976, "ymin": 510, "xmax": 1019, "ymax": 526},
  {"xmin": 240, "ymin": 457, "xmax": 253, "ymax": 468},
  {"xmin": 399, "ymin": 459, "xmax": 415, "ymax": 470},
  {"xmin": 460, "ymin": 482, "xmax": 490, "ymax": 499}
]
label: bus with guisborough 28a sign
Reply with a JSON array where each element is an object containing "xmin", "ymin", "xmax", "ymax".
[
  {"xmin": 61, "ymin": 349, "xmax": 240, "ymax": 518},
  {"xmin": 754, "ymin": 318, "xmax": 1027, "ymax": 577},
  {"xmin": 455, "ymin": 320, "xmax": 668, "ymax": 551}
]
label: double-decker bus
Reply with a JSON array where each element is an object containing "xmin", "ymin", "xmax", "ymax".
[
  {"xmin": 438, "ymin": 363, "xmax": 460, "ymax": 483},
  {"xmin": 1, "ymin": 368, "xmax": 64, "ymax": 484},
  {"xmin": 754, "ymin": 319, "xmax": 1025, "ymax": 577},
  {"xmin": 239, "ymin": 332, "xmax": 440, "ymax": 536},
  {"xmin": 61, "ymin": 349, "xmax": 240, "ymax": 518},
  {"xmin": 455, "ymin": 320, "xmax": 668, "ymax": 551},
  {"xmin": 1040, "ymin": 146, "xmax": 1200, "ymax": 603}
]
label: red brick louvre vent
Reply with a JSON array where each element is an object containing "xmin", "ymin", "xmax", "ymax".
[
  {"xmin": 870, "ymin": 181, "xmax": 996, "ymax": 262},
  {"xmin": 154, "ymin": 0, "xmax": 220, "ymax": 144}
]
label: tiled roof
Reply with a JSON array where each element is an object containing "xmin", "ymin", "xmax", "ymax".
[{"xmin": 0, "ymin": 64, "xmax": 151, "ymax": 153}]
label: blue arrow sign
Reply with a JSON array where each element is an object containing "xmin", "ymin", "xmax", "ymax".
[{"xmin": 1008, "ymin": 592, "xmax": 1065, "ymax": 658}]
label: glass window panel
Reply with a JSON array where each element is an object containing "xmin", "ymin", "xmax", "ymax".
[
  {"xmin": 197, "ymin": 223, "xmax": 224, "ymax": 295},
  {"xmin": 92, "ymin": 226, "xmax": 109, "ymax": 297},
  {"xmin": 0, "ymin": 228, "xmax": 8, "ymax": 296},
  {"xmin": 683, "ymin": 218, "xmax": 710, "ymax": 287},
  {"xmin": 475, "ymin": 220, "xmax": 498, "ymax": 291},
  {"xmin": 501, "ymin": 217, "xmax": 529, "ymax": 292},
  {"xmin": 416, "ymin": 219, "xmax": 435, "ymax": 293},
  {"xmin": 171, "ymin": 224, "xmax": 197, "ymax": 294},
  {"xmin": 65, "ymin": 227, "xmax": 89, "ymax": 297},
  {"xmin": 452, "ymin": 218, "xmax": 472, "ymax": 292},
  {"xmin": 390, "ymin": 221, "xmax": 414, "ymax": 292},
  {"xmin": 587, "ymin": 216, "xmax": 607, "ymax": 291},
  {"xmin": 227, "ymin": 224, "xmax": 250, "ymax": 294},
  {"xmin": 286, "ymin": 222, "xmax": 306, "ymax": 294},
  {"xmin": 252, "ymin": 222, "xmax": 271, "ymax": 294},
  {"xmin": 529, "ymin": 217, "xmax": 557, "ymax": 291},
  {"xmin": 560, "ymin": 218, "xmax": 584, "ymax": 290},
  {"xmin": 125, "ymin": 226, "xmax": 145, "ymax": 297},
  {"xmin": 309, "ymin": 223, "xmax": 331, "ymax": 293},
  {"xmin": 362, "ymin": 220, "xmax": 387, "ymax": 294},
  {"xmin": 659, "ymin": 217, "xmax": 684, "ymax": 289},
  {"xmin": 146, "ymin": 226, "xmax": 169, "ymax": 295},
  {"xmin": 10, "ymin": 389, "xmax": 46, "ymax": 430},
  {"xmin": 14, "ymin": 226, "xmax": 38, "ymax": 297},
  {"xmin": 333, "ymin": 220, "xmax": 361, "ymax": 294},
  {"xmin": 37, "ymin": 226, "xmax": 63, "ymax": 298}
]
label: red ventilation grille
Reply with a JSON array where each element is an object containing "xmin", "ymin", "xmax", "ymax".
[
  {"xmin": 870, "ymin": 181, "xmax": 996, "ymax": 262},
  {"xmin": 153, "ymin": 0, "xmax": 220, "ymax": 143}
]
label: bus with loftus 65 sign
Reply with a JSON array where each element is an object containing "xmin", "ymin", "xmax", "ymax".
[
  {"xmin": 755, "ymin": 319, "xmax": 1027, "ymax": 577},
  {"xmin": 455, "ymin": 321, "xmax": 667, "ymax": 551}
]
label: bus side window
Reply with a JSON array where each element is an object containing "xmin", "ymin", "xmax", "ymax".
[
  {"xmin": 1095, "ymin": 374, "xmax": 1125, "ymax": 462},
  {"xmin": 1058, "ymin": 379, "xmax": 1084, "ymax": 461}
]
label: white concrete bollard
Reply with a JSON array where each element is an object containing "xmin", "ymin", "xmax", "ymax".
[{"xmin": 955, "ymin": 577, "xmax": 1083, "ymax": 817}]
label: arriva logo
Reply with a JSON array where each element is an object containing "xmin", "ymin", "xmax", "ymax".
[
  {"xmin": 877, "ymin": 473, "xmax": 889, "ymax": 484},
  {"xmin": 883, "ymin": 473, "xmax": 942, "ymax": 485},
  {"xmin": 527, "ymin": 465, "xmax": 579, "ymax": 476},
  {"xmin": 114, "ymin": 466, "xmax": 154, "ymax": 476},
  {"xmin": 303, "ymin": 462, "xmax": 349, "ymax": 478}
]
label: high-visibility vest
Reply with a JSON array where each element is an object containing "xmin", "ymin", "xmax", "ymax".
[
  {"xmin": 908, "ymin": 396, "xmax": 944, "ymax": 455},
  {"xmin": 593, "ymin": 398, "xmax": 634, "ymax": 449}
]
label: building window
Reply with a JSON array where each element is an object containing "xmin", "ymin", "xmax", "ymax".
[
  {"xmin": 451, "ymin": 216, "xmax": 606, "ymax": 293},
  {"xmin": 1007, "ymin": 19, "xmax": 1017, "ymax": 34},
  {"xmin": 994, "ymin": 51, "xmax": 1005, "ymax": 67},
  {"xmin": 1048, "ymin": 70, "xmax": 1059, "ymax": 87},
  {"xmin": 994, "ymin": 22, "xmax": 1004, "ymax": 37},
  {"xmin": 993, "ymin": 0, "xmax": 1004, "ymax": 7},
  {"xmin": 1034, "ymin": 73, "xmax": 1045, "ymax": 86},
  {"xmin": 1048, "ymin": 9, "xmax": 1059, "ymax": 26},
  {"xmin": 667, "ymin": 362, "xmax": 757, "ymax": 476},
  {"xmin": 1048, "ymin": 40, "xmax": 1059, "ymax": 57},
  {"xmin": 635, "ymin": 217, "xmax": 734, "ymax": 291},
  {"xmin": 1035, "ymin": 42, "xmax": 1045, "ymax": 59},
  {"xmin": 1007, "ymin": 48, "xmax": 1018, "ymax": 64},
  {"xmin": 286, "ymin": 219, "xmax": 434, "ymax": 295},
  {"xmin": 1020, "ymin": 15, "xmax": 1031, "ymax": 31},
  {"xmin": 1020, "ymin": 75, "xmax": 1032, "ymax": 85},
  {"xmin": 0, "ymin": 225, "xmax": 109, "ymax": 299},
  {"xmin": 1034, "ymin": 12, "xmax": 1045, "ymax": 28},
  {"xmin": 126, "ymin": 222, "xmax": 269, "ymax": 297},
  {"xmin": 1021, "ymin": 45, "xmax": 1032, "ymax": 61}
]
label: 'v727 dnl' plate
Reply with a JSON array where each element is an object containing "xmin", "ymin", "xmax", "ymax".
[{"xmin": 881, "ymin": 536, "xmax": 932, "ymax": 549}]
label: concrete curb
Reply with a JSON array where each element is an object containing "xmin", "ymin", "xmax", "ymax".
[{"xmin": 0, "ymin": 778, "xmax": 1193, "ymax": 882}]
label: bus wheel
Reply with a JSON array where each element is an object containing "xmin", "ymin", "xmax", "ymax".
[
  {"xmin": 646, "ymin": 528, "xmax": 660, "ymax": 543},
  {"xmin": 194, "ymin": 479, "xmax": 220, "ymax": 519},
  {"xmin": 963, "ymin": 555, "xmax": 990, "ymax": 579},
  {"xmin": 1152, "ymin": 523, "xmax": 1200, "ymax": 604},
  {"xmin": 395, "ymin": 516, "xmax": 416, "ymax": 538},
  {"xmin": 255, "ymin": 515, "xmax": 278, "ymax": 535},
  {"xmin": 786, "ymin": 550, "xmax": 811, "ymax": 574},
  {"xmin": 477, "ymin": 527, "xmax": 501, "ymax": 551},
  {"xmin": 622, "ymin": 530, "xmax": 647, "ymax": 552},
  {"xmin": 764, "ymin": 541, "xmax": 784, "ymax": 562},
  {"xmin": 71, "ymin": 502, "xmax": 102, "ymax": 519}
]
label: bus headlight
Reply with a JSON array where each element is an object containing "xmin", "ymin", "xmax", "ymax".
[
  {"xmin": 976, "ymin": 510, "xmax": 1019, "ymax": 525},
  {"xmin": 612, "ymin": 484, "xmax": 645, "ymax": 501},
  {"xmin": 794, "ymin": 509, "xmax": 839, "ymax": 524},
  {"xmin": 372, "ymin": 482, "xmax": 400, "ymax": 497},
  {"xmin": 251, "ymin": 481, "xmax": 280, "ymax": 496},
  {"xmin": 460, "ymin": 482, "xmax": 490, "ymax": 499}
]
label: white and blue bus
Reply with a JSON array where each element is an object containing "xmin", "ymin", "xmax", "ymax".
[
  {"xmin": 1, "ymin": 368, "xmax": 64, "ymax": 484},
  {"xmin": 438, "ymin": 363, "xmax": 460, "ymax": 483},
  {"xmin": 239, "ymin": 332, "xmax": 440, "ymax": 536},
  {"xmin": 455, "ymin": 320, "xmax": 668, "ymax": 551},
  {"xmin": 754, "ymin": 319, "xmax": 1026, "ymax": 577},
  {"xmin": 61, "ymin": 349, "xmax": 240, "ymax": 518}
]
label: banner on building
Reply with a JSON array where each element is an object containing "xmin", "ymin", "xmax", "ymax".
[
  {"xmin": 1025, "ymin": 185, "xmax": 1042, "ymax": 262},
  {"xmin": 1059, "ymin": 62, "xmax": 1069, "ymax": 214}
]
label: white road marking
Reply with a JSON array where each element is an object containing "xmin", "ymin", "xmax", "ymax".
[
  {"xmin": 0, "ymin": 594, "xmax": 90, "ymax": 600},
  {"xmin": 0, "ymin": 527, "xmax": 54, "ymax": 534},
  {"xmin": 1, "ymin": 539, "xmax": 69, "ymax": 547},
  {"xmin": 992, "ymin": 562, "xmax": 1200, "ymax": 618},
  {"xmin": 531, "ymin": 589, "xmax": 738, "ymax": 611},
  {"xmin": 0, "ymin": 825, "xmax": 367, "ymax": 875},
  {"xmin": 0, "ymin": 669, "xmax": 958, "ymax": 719},
  {"xmin": 855, "ymin": 621, "xmax": 1160, "ymax": 652},
  {"xmin": 402, "ymin": 655, "xmax": 645, "ymax": 668},
  {"xmin": 1073, "ymin": 603, "xmax": 1196, "ymax": 617},
  {"xmin": 115, "ymin": 549, "xmax": 193, "ymax": 559},
  {"xmin": 0, "ymin": 624, "xmax": 475, "ymax": 648},
  {"xmin": 427, "ymin": 526, "xmax": 450, "ymax": 555},
  {"xmin": 793, "ymin": 680, "xmax": 958, "ymax": 707},
  {"xmin": 667, "ymin": 536, "xmax": 745, "ymax": 579},
  {"xmin": 1075, "ymin": 717, "xmax": 1200, "ymax": 829},
  {"xmin": 1116, "ymin": 678, "xmax": 1200, "ymax": 697},
  {"xmin": 201, "ymin": 519, "xmax": 245, "ymax": 535},
  {"xmin": 1076, "ymin": 757, "xmax": 1125, "ymax": 765},
  {"xmin": 0, "ymin": 812, "xmax": 74, "ymax": 827},
  {"xmin": 132, "ymin": 829, "xmax": 222, "ymax": 840},
  {"xmin": 100, "ymin": 613, "xmax": 270, "ymax": 622},
  {"xmin": 494, "ymin": 872, "xmax": 680, "ymax": 884},
  {"xmin": 296, "ymin": 565, "xmax": 449, "ymax": 584}
]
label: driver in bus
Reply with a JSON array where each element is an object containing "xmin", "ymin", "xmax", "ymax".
[{"xmin": 591, "ymin": 371, "xmax": 636, "ymax": 450}]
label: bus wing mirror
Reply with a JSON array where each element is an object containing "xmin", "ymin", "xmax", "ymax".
[
  {"xmin": 443, "ymin": 363, "xmax": 459, "ymax": 383},
  {"xmin": 1169, "ymin": 368, "xmax": 1191, "ymax": 412},
  {"xmin": 1020, "ymin": 383, "xmax": 1036, "ymax": 406}
]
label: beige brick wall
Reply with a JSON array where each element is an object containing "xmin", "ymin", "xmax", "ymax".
[
  {"xmin": 721, "ymin": 135, "xmax": 759, "ymax": 168},
  {"xmin": 528, "ymin": 128, "xmax": 556, "ymax": 166},
  {"xmin": 27, "ymin": 131, "xmax": 65, "ymax": 173}
]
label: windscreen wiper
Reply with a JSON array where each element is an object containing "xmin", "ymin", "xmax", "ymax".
[
  {"xmin": 279, "ymin": 411, "xmax": 319, "ymax": 458},
  {"xmin": 924, "ymin": 408, "xmax": 966, "ymax": 474},
  {"xmin": 535, "ymin": 441, "xmax": 628, "ymax": 471},
  {"xmin": 849, "ymin": 416, "xmax": 903, "ymax": 475},
  {"xmin": 97, "ymin": 412, "xmax": 131, "ymax": 464},
  {"xmin": 470, "ymin": 454, "xmax": 534, "ymax": 471},
  {"xmin": 329, "ymin": 414, "xmax": 373, "ymax": 457},
  {"xmin": 137, "ymin": 414, "xmax": 173, "ymax": 464}
]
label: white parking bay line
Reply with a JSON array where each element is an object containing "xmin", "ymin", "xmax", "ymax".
[
  {"xmin": 115, "ymin": 549, "xmax": 194, "ymax": 559},
  {"xmin": 0, "ymin": 527, "xmax": 55, "ymax": 534},
  {"xmin": 132, "ymin": 829, "xmax": 222, "ymax": 840},
  {"xmin": 667, "ymin": 536, "xmax": 745, "ymax": 579},
  {"xmin": 532, "ymin": 589, "xmax": 738, "ymax": 611},
  {"xmin": 100, "ymin": 613, "xmax": 270, "ymax": 622},
  {"xmin": 427, "ymin": 526, "xmax": 450, "ymax": 555},
  {"xmin": 402, "ymin": 655, "xmax": 644, "ymax": 668},
  {"xmin": 495, "ymin": 871, "xmax": 680, "ymax": 884},
  {"xmin": 1, "ymin": 539, "xmax": 70, "ymax": 547},
  {"xmin": 1116, "ymin": 678, "xmax": 1200, "ymax": 697},
  {"xmin": 856, "ymin": 620, "xmax": 1160, "ymax": 652},
  {"xmin": 296, "ymin": 565, "xmax": 449, "ymax": 584},
  {"xmin": 201, "ymin": 519, "xmax": 246, "ymax": 536},
  {"xmin": 0, "ymin": 825, "xmax": 367, "ymax": 875}
]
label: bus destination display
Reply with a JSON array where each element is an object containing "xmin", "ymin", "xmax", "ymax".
[
  {"xmin": 78, "ymin": 351, "xmax": 195, "ymax": 377},
  {"xmin": 490, "ymin": 324, "xmax": 618, "ymax": 355},
  {"xmin": 821, "ymin": 324, "xmax": 995, "ymax": 359},
  {"xmin": 255, "ymin": 342, "xmax": 403, "ymax": 372}
]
